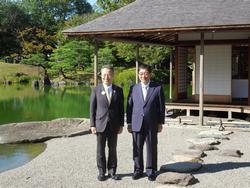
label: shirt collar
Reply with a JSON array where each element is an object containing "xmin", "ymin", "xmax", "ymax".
[
  {"xmin": 103, "ymin": 84, "xmax": 112, "ymax": 90},
  {"xmin": 141, "ymin": 81, "xmax": 150, "ymax": 88}
]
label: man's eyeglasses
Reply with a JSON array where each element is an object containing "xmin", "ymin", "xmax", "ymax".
[{"xmin": 139, "ymin": 72, "xmax": 150, "ymax": 76}]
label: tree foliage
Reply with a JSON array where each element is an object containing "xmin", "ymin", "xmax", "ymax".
[
  {"xmin": 19, "ymin": 0, "xmax": 93, "ymax": 33},
  {"xmin": 0, "ymin": 1, "xmax": 31, "ymax": 56},
  {"xmin": 20, "ymin": 53, "xmax": 49, "ymax": 70},
  {"xmin": 18, "ymin": 27, "xmax": 56, "ymax": 56},
  {"xmin": 20, "ymin": 52, "xmax": 52, "ymax": 85},
  {"xmin": 98, "ymin": 42, "xmax": 117, "ymax": 66},
  {"xmin": 57, "ymin": 13, "xmax": 101, "ymax": 44},
  {"xmin": 115, "ymin": 43, "xmax": 136, "ymax": 63},
  {"xmin": 96, "ymin": 0, "xmax": 135, "ymax": 13},
  {"xmin": 140, "ymin": 46, "xmax": 171, "ymax": 66},
  {"xmin": 49, "ymin": 40, "xmax": 93, "ymax": 78}
]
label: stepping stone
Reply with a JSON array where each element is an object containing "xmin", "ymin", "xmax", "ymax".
[
  {"xmin": 160, "ymin": 161, "xmax": 202, "ymax": 173},
  {"xmin": 218, "ymin": 149, "xmax": 244, "ymax": 158},
  {"xmin": 197, "ymin": 134, "xmax": 230, "ymax": 140},
  {"xmin": 172, "ymin": 150, "xmax": 206, "ymax": 163},
  {"xmin": 199, "ymin": 130, "xmax": 233, "ymax": 136},
  {"xmin": 189, "ymin": 144, "xmax": 219, "ymax": 151},
  {"xmin": 156, "ymin": 172, "xmax": 199, "ymax": 186},
  {"xmin": 187, "ymin": 138, "xmax": 220, "ymax": 145},
  {"xmin": 197, "ymin": 130, "xmax": 233, "ymax": 140}
]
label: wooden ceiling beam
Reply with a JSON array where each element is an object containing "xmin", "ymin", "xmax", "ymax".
[
  {"xmin": 176, "ymin": 39, "xmax": 250, "ymax": 46},
  {"xmin": 93, "ymin": 36, "xmax": 174, "ymax": 47}
]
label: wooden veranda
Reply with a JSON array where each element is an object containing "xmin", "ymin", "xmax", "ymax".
[{"xmin": 166, "ymin": 101, "xmax": 250, "ymax": 120}]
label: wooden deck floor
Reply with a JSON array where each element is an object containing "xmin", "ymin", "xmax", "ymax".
[{"xmin": 165, "ymin": 102, "xmax": 250, "ymax": 118}]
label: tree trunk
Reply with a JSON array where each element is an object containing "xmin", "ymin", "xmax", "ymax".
[
  {"xmin": 59, "ymin": 68, "xmax": 73, "ymax": 80},
  {"xmin": 43, "ymin": 69, "xmax": 51, "ymax": 86}
]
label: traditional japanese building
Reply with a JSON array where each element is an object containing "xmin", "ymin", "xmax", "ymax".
[{"xmin": 63, "ymin": 0, "xmax": 250, "ymax": 124}]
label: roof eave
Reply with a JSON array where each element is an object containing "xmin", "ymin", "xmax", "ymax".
[{"xmin": 63, "ymin": 24, "xmax": 250, "ymax": 37}]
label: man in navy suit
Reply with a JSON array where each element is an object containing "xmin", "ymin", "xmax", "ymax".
[
  {"xmin": 127, "ymin": 64, "xmax": 165, "ymax": 181},
  {"xmin": 90, "ymin": 65, "xmax": 124, "ymax": 181}
]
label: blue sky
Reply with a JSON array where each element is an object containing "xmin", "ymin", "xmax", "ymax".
[{"xmin": 87, "ymin": 0, "xmax": 97, "ymax": 5}]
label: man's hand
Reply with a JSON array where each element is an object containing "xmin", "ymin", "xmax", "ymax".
[
  {"xmin": 127, "ymin": 128, "xmax": 132, "ymax": 133},
  {"xmin": 91, "ymin": 127, "xmax": 97, "ymax": 134},
  {"xmin": 127, "ymin": 124, "xmax": 132, "ymax": 133},
  {"xmin": 158, "ymin": 124, "xmax": 163, "ymax": 133},
  {"xmin": 118, "ymin": 127, "xmax": 123, "ymax": 134}
]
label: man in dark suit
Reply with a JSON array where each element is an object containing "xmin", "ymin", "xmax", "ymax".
[
  {"xmin": 90, "ymin": 64, "xmax": 124, "ymax": 181},
  {"xmin": 127, "ymin": 64, "xmax": 165, "ymax": 181}
]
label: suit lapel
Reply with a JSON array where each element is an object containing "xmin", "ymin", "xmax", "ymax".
[
  {"xmin": 144, "ymin": 82, "xmax": 155, "ymax": 106},
  {"xmin": 137, "ymin": 84, "xmax": 145, "ymax": 104},
  {"xmin": 110, "ymin": 85, "xmax": 116, "ymax": 105},
  {"xmin": 100, "ymin": 85, "xmax": 110, "ymax": 106}
]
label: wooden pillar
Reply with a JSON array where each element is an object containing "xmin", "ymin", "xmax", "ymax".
[
  {"xmin": 199, "ymin": 32, "xmax": 204, "ymax": 126},
  {"xmin": 228, "ymin": 110, "xmax": 232, "ymax": 120},
  {"xmin": 169, "ymin": 50, "xmax": 173, "ymax": 101},
  {"xmin": 94, "ymin": 41, "xmax": 98, "ymax": 87},
  {"xmin": 174, "ymin": 47, "xmax": 178, "ymax": 100},
  {"xmin": 192, "ymin": 61, "xmax": 196, "ymax": 95},
  {"xmin": 136, "ymin": 45, "xmax": 139, "ymax": 83},
  {"xmin": 248, "ymin": 38, "xmax": 250, "ymax": 105}
]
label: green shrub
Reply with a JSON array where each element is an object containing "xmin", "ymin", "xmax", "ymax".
[
  {"xmin": 19, "ymin": 75, "xmax": 30, "ymax": 84},
  {"xmin": 113, "ymin": 68, "xmax": 136, "ymax": 87},
  {"xmin": 12, "ymin": 72, "xmax": 26, "ymax": 77},
  {"xmin": 151, "ymin": 69, "xmax": 169, "ymax": 84}
]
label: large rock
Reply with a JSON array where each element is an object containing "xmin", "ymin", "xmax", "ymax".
[
  {"xmin": 0, "ymin": 118, "xmax": 90, "ymax": 144},
  {"xmin": 156, "ymin": 172, "xmax": 198, "ymax": 186},
  {"xmin": 160, "ymin": 161, "xmax": 202, "ymax": 173}
]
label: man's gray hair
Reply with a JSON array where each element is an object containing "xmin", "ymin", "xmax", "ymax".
[{"xmin": 101, "ymin": 64, "xmax": 114, "ymax": 73}]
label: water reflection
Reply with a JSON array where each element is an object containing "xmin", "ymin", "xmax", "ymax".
[
  {"xmin": 0, "ymin": 143, "xmax": 46, "ymax": 173},
  {"xmin": 0, "ymin": 85, "xmax": 91, "ymax": 125}
]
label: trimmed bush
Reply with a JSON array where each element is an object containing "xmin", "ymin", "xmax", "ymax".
[
  {"xmin": 151, "ymin": 69, "xmax": 169, "ymax": 84},
  {"xmin": 19, "ymin": 75, "xmax": 30, "ymax": 84},
  {"xmin": 113, "ymin": 68, "xmax": 136, "ymax": 87}
]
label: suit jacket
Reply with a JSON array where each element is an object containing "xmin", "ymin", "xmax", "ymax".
[
  {"xmin": 90, "ymin": 84, "xmax": 124, "ymax": 133},
  {"xmin": 126, "ymin": 81, "xmax": 165, "ymax": 132}
]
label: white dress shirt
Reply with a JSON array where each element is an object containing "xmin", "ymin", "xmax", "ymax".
[
  {"xmin": 103, "ymin": 84, "xmax": 112, "ymax": 103},
  {"xmin": 141, "ymin": 81, "xmax": 150, "ymax": 100}
]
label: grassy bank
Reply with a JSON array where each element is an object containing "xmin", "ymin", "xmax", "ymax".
[{"xmin": 0, "ymin": 62, "xmax": 42, "ymax": 84}]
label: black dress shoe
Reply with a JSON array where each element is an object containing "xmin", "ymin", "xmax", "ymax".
[
  {"xmin": 97, "ymin": 174, "xmax": 106, "ymax": 181},
  {"xmin": 148, "ymin": 174, "xmax": 156, "ymax": 181},
  {"xmin": 132, "ymin": 171, "xmax": 143, "ymax": 180},
  {"xmin": 109, "ymin": 174, "xmax": 121, "ymax": 180}
]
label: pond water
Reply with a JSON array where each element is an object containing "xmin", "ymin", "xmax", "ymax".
[
  {"xmin": 0, "ymin": 85, "xmax": 91, "ymax": 125},
  {"xmin": 0, "ymin": 143, "xmax": 46, "ymax": 173},
  {"xmin": 0, "ymin": 84, "xmax": 91, "ymax": 173}
]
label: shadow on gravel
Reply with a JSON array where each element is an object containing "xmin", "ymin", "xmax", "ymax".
[
  {"xmin": 193, "ymin": 162, "xmax": 250, "ymax": 174},
  {"xmin": 118, "ymin": 172, "xmax": 134, "ymax": 178}
]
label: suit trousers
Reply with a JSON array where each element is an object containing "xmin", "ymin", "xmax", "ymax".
[
  {"xmin": 96, "ymin": 123, "xmax": 118, "ymax": 175},
  {"xmin": 132, "ymin": 123, "xmax": 158, "ymax": 176}
]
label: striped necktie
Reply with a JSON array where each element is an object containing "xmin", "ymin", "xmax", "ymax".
[{"xmin": 105, "ymin": 87, "xmax": 111, "ymax": 104}]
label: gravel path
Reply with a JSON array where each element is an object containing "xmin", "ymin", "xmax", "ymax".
[{"xmin": 0, "ymin": 124, "xmax": 250, "ymax": 188}]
